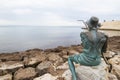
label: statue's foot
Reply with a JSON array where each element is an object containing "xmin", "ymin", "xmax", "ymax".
[
  {"xmin": 72, "ymin": 75, "xmax": 79, "ymax": 80},
  {"xmin": 72, "ymin": 74, "xmax": 81, "ymax": 80},
  {"xmin": 72, "ymin": 77, "xmax": 77, "ymax": 80}
]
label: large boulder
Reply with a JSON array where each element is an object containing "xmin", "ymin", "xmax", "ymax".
[
  {"xmin": 62, "ymin": 59, "xmax": 109, "ymax": 80},
  {"xmin": 109, "ymin": 55, "xmax": 120, "ymax": 80},
  {"xmin": 0, "ymin": 61, "xmax": 24, "ymax": 75},
  {"xmin": 14, "ymin": 67, "xmax": 37, "ymax": 80},
  {"xmin": 23, "ymin": 52, "xmax": 46, "ymax": 67},
  {"xmin": 36, "ymin": 61, "xmax": 52, "ymax": 76},
  {"xmin": 47, "ymin": 53, "xmax": 63, "ymax": 66},
  {"xmin": 0, "ymin": 74, "xmax": 12, "ymax": 80}
]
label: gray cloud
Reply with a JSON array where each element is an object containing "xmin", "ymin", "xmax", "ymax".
[{"xmin": 0, "ymin": 0, "xmax": 120, "ymax": 26}]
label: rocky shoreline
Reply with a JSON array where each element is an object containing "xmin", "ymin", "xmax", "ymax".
[{"xmin": 0, "ymin": 36, "xmax": 120, "ymax": 80}]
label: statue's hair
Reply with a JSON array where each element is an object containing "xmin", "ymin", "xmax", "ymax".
[{"xmin": 86, "ymin": 16, "xmax": 99, "ymax": 31}]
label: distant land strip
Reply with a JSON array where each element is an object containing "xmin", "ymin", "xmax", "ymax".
[{"xmin": 82, "ymin": 28, "xmax": 120, "ymax": 31}]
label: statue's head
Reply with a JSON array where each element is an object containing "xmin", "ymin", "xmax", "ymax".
[{"xmin": 86, "ymin": 16, "xmax": 100, "ymax": 31}]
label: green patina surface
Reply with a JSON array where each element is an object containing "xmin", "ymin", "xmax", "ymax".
[
  {"xmin": 70, "ymin": 31, "xmax": 107, "ymax": 66},
  {"xmin": 68, "ymin": 16, "xmax": 108, "ymax": 80}
]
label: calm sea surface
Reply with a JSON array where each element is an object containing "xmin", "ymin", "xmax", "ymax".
[{"xmin": 0, "ymin": 26, "xmax": 83, "ymax": 53}]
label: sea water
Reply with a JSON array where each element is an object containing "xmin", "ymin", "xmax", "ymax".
[{"xmin": 0, "ymin": 26, "xmax": 83, "ymax": 53}]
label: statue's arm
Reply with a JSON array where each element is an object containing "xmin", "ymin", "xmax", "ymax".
[
  {"xmin": 80, "ymin": 32, "xmax": 85, "ymax": 46},
  {"xmin": 102, "ymin": 35, "xmax": 108, "ymax": 53},
  {"xmin": 80, "ymin": 32, "xmax": 89, "ymax": 47}
]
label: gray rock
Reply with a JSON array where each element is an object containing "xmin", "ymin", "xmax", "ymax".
[{"xmin": 62, "ymin": 59, "xmax": 109, "ymax": 80}]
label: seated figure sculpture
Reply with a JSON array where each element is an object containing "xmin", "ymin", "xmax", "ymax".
[{"xmin": 68, "ymin": 16, "xmax": 108, "ymax": 80}]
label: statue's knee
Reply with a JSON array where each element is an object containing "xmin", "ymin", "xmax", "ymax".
[
  {"xmin": 68, "ymin": 56, "xmax": 73, "ymax": 61},
  {"xmin": 68, "ymin": 57, "xmax": 71, "ymax": 61}
]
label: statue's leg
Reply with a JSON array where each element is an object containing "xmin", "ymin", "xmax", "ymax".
[{"xmin": 68, "ymin": 56, "xmax": 78, "ymax": 80}]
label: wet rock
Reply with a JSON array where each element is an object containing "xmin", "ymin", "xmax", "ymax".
[
  {"xmin": 0, "ymin": 74, "xmax": 12, "ymax": 80},
  {"xmin": 33, "ymin": 73, "xmax": 58, "ymax": 80},
  {"xmin": 14, "ymin": 67, "xmax": 37, "ymax": 80},
  {"xmin": 0, "ymin": 61, "xmax": 24, "ymax": 75},
  {"xmin": 62, "ymin": 59, "xmax": 108, "ymax": 80},
  {"xmin": 36, "ymin": 61, "xmax": 52, "ymax": 76}
]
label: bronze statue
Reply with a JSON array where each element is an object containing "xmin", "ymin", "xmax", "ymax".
[{"xmin": 68, "ymin": 16, "xmax": 108, "ymax": 80}]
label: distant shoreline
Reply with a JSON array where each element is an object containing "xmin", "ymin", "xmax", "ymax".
[{"xmin": 82, "ymin": 28, "xmax": 120, "ymax": 31}]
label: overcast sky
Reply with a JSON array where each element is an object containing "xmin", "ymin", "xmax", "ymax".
[{"xmin": 0, "ymin": 0, "xmax": 120, "ymax": 26}]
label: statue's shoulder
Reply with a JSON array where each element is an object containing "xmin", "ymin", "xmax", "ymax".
[
  {"xmin": 97, "ymin": 32, "xmax": 108, "ymax": 38},
  {"xmin": 80, "ymin": 32, "xmax": 92, "ymax": 37},
  {"xmin": 80, "ymin": 32, "xmax": 90, "ymax": 35},
  {"xmin": 80, "ymin": 32, "xmax": 85, "ymax": 35}
]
